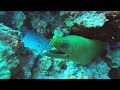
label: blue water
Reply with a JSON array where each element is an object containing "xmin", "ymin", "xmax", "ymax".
[{"xmin": 21, "ymin": 28, "xmax": 51, "ymax": 53}]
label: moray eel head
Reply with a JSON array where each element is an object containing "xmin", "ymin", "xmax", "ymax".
[
  {"xmin": 43, "ymin": 37, "xmax": 70, "ymax": 59},
  {"xmin": 50, "ymin": 37, "xmax": 69, "ymax": 53},
  {"xmin": 45, "ymin": 35, "xmax": 106, "ymax": 65}
]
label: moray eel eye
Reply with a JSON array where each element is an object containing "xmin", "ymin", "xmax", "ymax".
[
  {"xmin": 61, "ymin": 42, "xmax": 69, "ymax": 49},
  {"xmin": 50, "ymin": 39, "xmax": 55, "ymax": 46}
]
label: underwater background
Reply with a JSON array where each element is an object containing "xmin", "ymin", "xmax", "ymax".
[{"xmin": 0, "ymin": 11, "xmax": 120, "ymax": 79}]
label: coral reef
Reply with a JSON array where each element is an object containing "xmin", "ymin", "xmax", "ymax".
[
  {"xmin": 0, "ymin": 24, "xmax": 41, "ymax": 79},
  {"xmin": 0, "ymin": 23, "xmax": 20, "ymax": 79},
  {"xmin": 0, "ymin": 11, "xmax": 26, "ymax": 30},
  {"xmin": 0, "ymin": 45, "xmax": 11, "ymax": 79},
  {"xmin": 11, "ymin": 47, "xmax": 41, "ymax": 79},
  {"xmin": 0, "ymin": 11, "xmax": 120, "ymax": 79},
  {"xmin": 32, "ymin": 56, "xmax": 110, "ymax": 79},
  {"xmin": 24, "ymin": 11, "xmax": 60, "ymax": 38},
  {"xmin": 74, "ymin": 11, "xmax": 108, "ymax": 28},
  {"xmin": 12, "ymin": 11, "xmax": 26, "ymax": 29}
]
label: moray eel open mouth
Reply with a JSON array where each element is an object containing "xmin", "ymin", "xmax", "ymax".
[
  {"xmin": 43, "ymin": 37, "xmax": 70, "ymax": 59},
  {"xmin": 47, "ymin": 49, "xmax": 65, "ymax": 54},
  {"xmin": 44, "ymin": 49, "xmax": 70, "ymax": 59}
]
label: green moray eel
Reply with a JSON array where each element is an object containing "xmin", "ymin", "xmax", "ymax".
[{"xmin": 44, "ymin": 35, "xmax": 106, "ymax": 65}]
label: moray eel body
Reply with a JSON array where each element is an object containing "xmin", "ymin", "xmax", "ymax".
[{"xmin": 45, "ymin": 35, "xmax": 106, "ymax": 65}]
